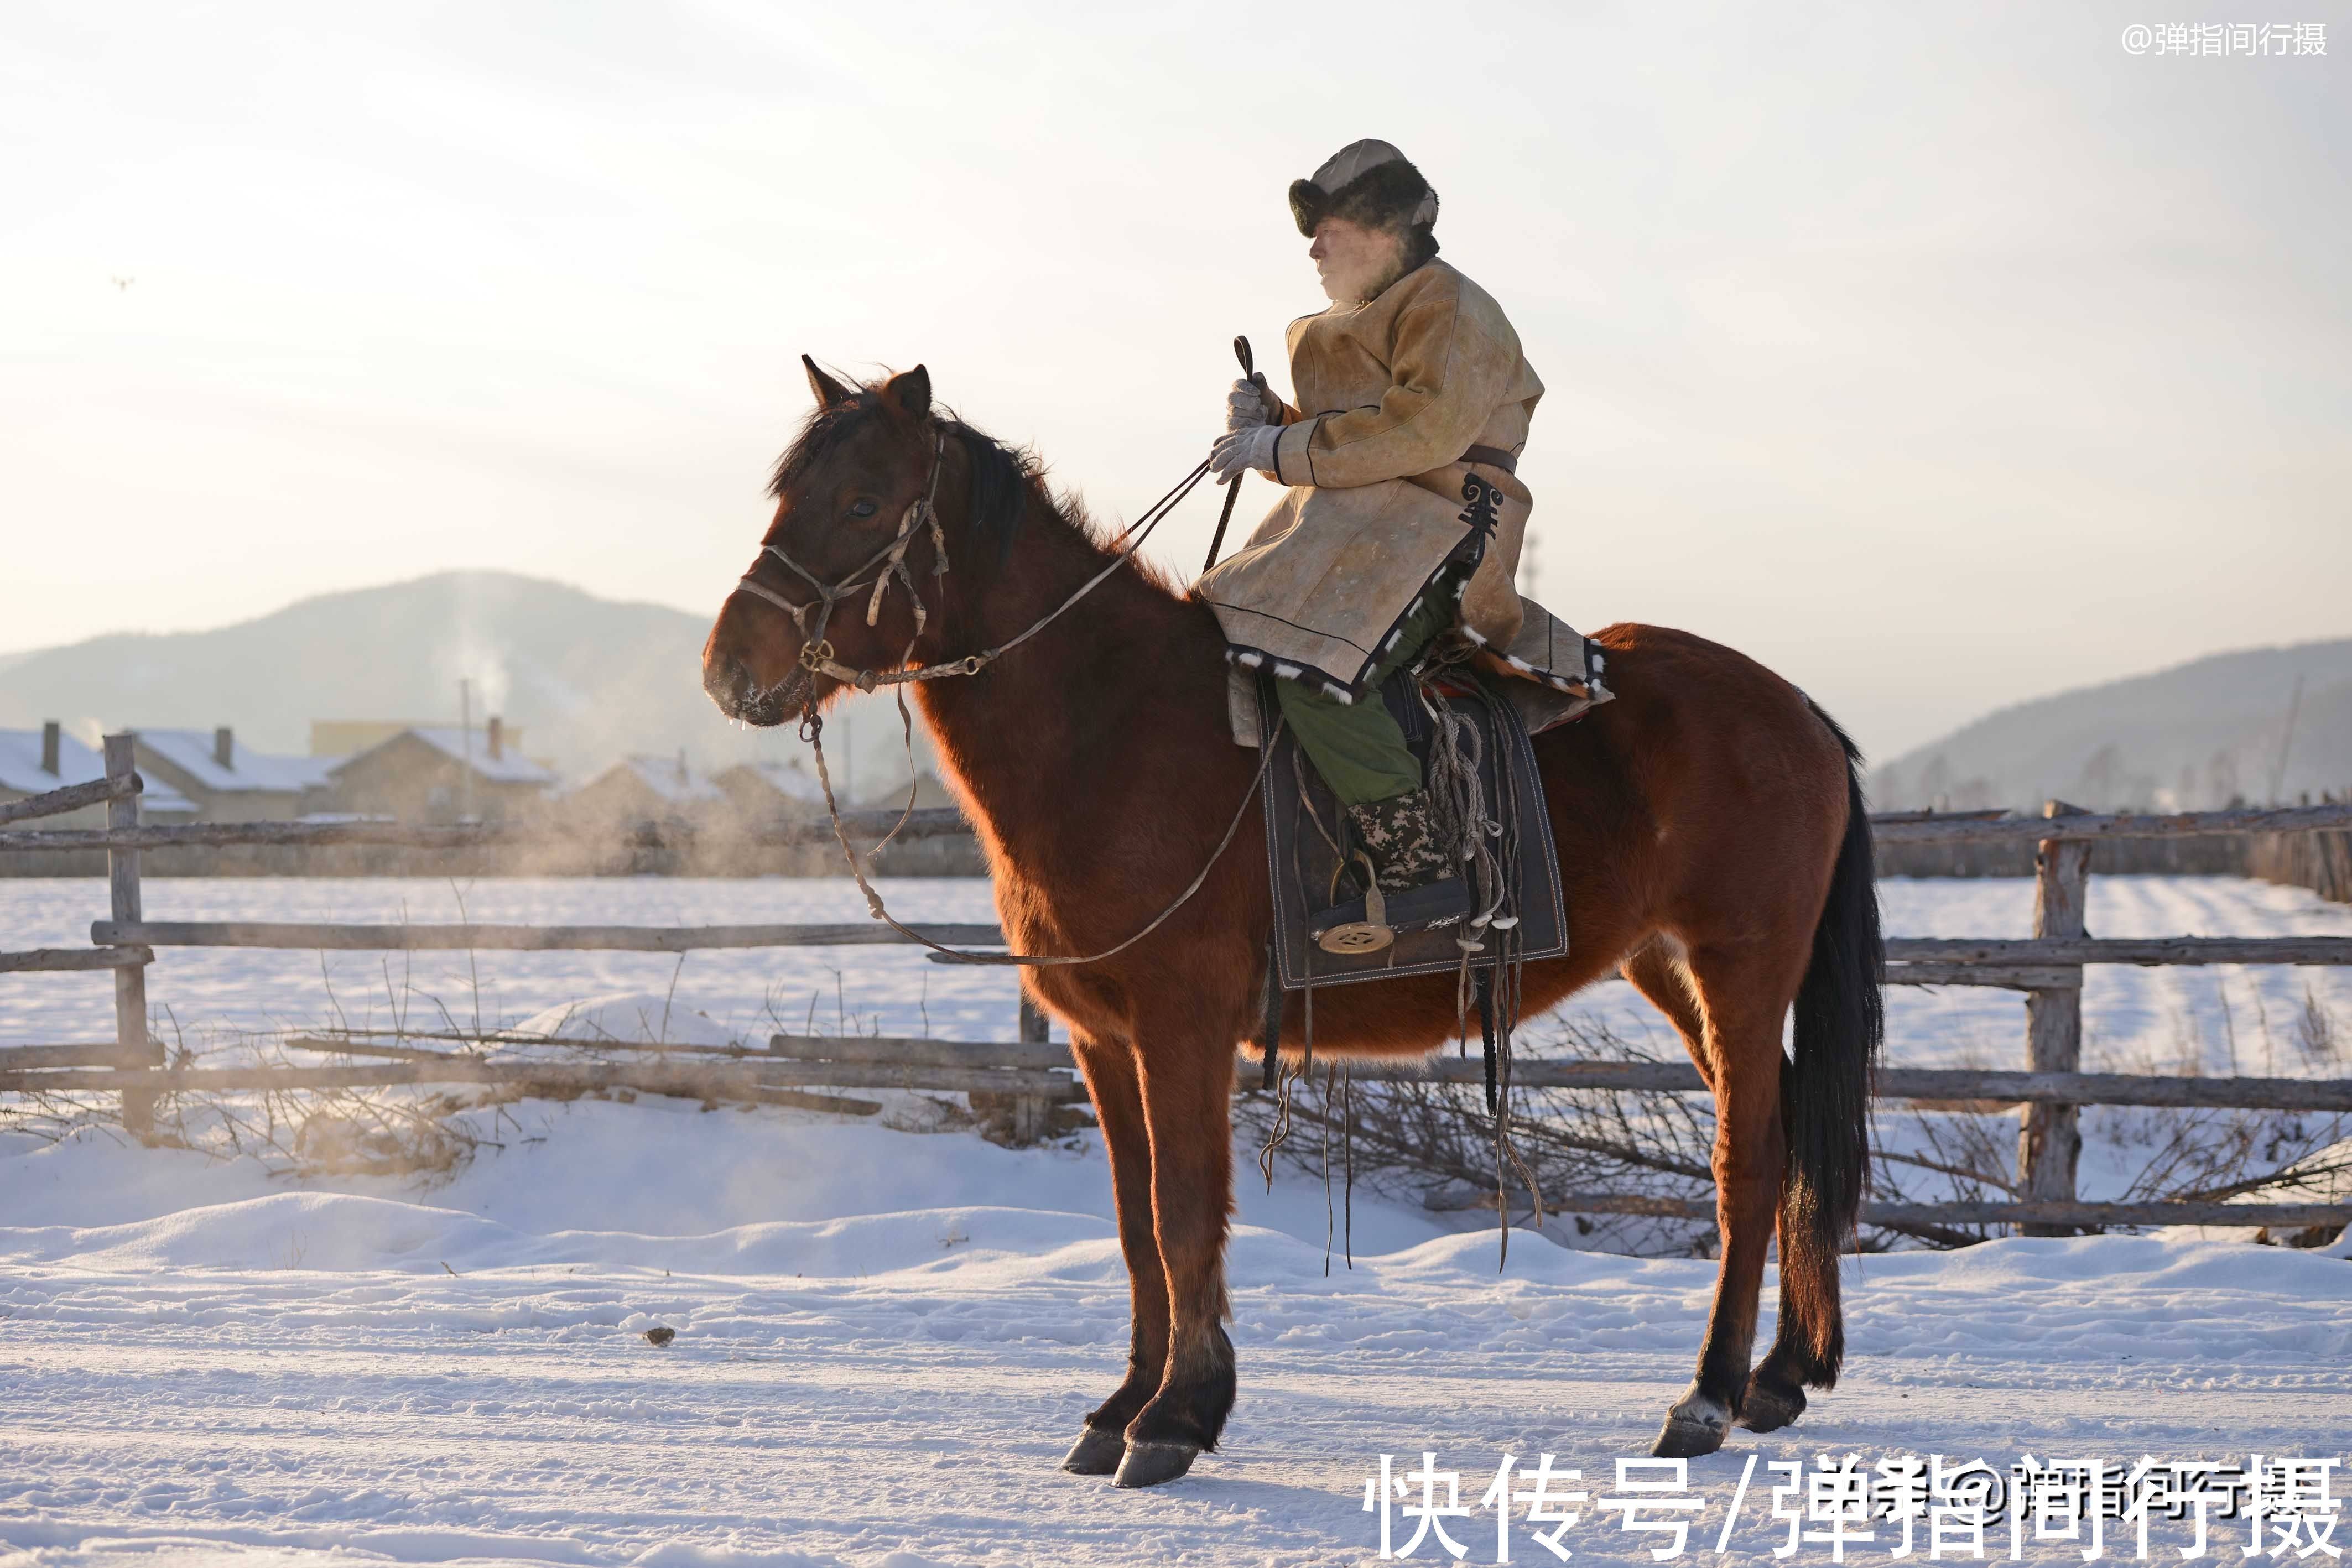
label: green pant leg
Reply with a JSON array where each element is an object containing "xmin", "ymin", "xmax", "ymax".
[{"xmin": 1271, "ymin": 591, "xmax": 1456, "ymax": 807}]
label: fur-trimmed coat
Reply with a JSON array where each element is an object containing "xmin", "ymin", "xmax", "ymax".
[{"xmin": 1195, "ymin": 260, "xmax": 1554, "ymax": 700}]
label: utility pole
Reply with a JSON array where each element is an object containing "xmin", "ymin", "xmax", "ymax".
[
  {"xmin": 2270, "ymin": 673, "xmax": 2304, "ymax": 804},
  {"xmin": 459, "ymin": 678, "xmax": 477, "ymax": 824}
]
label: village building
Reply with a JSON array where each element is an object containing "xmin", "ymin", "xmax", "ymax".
[
  {"xmin": 565, "ymin": 752, "xmax": 730, "ymax": 829},
  {"xmin": 129, "ymin": 727, "xmax": 339, "ymax": 822},
  {"xmin": 324, "ymin": 719, "xmax": 555, "ymax": 822},
  {"xmin": 856, "ymin": 769, "xmax": 959, "ymax": 811},
  {"xmin": 308, "ymin": 719, "xmax": 527, "ymax": 761},
  {"xmin": 711, "ymin": 759, "xmax": 829, "ymax": 822},
  {"xmin": 1, "ymin": 722, "xmax": 196, "ymax": 827}
]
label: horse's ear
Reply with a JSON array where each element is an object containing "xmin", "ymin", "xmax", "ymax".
[
  {"xmin": 802, "ymin": 355, "xmax": 854, "ymax": 409},
  {"xmin": 883, "ymin": 364, "xmax": 931, "ymax": 421}
]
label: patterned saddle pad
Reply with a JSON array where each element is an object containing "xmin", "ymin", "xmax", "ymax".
[{"xmin": 1257, "ymin": 664, "xmax": 1568, "ymax": 991}]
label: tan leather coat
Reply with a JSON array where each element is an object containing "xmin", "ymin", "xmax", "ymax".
[{"xmin": 1195, "ymin": 259, "xmax": 1550, "ymax": 697}]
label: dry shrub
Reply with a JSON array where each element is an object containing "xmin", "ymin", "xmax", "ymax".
[{"xmin": 1236, "ymin": 1004, "xmax": 2352, "ymax": 1254}]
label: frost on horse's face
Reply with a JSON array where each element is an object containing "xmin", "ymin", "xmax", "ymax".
[{"xmin": 703, "ymin": 361, "xmax": 939, "ymax": 728}]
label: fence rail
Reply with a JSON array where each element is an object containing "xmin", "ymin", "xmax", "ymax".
[
  {"xmin": 10, "ymin": 801, "xmax": 2348, "ymax": 857},
  {"xmin": 11, "ymin": 1035, "xmax": 2346, "ymax": 1113},
  {"xmin": 89, "ymin": 920, "xmax": 1005, "ymax": 952},
  {"xmin": 6, "ymin": 745, "xmax": 2349, "ymax": 1238},
  {"xmin": 0, "ymin": 805, "xmax": 970, "ymax": 854},
  {"xmin": 0, "ymin": 772, "xmax": 142, "ymax": 826},
  {"xmin": 1461, "ymin": 1193, "xmax": 2352, "ymax": 1232},
  {"xmin": 0, "ymin": 945, "xmax": 153, "ymax": 974},
  {"xmin": 1868, "ymin": 800, "xmax": 2352, "ymax": 845}
]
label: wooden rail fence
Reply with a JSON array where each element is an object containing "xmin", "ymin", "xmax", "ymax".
[{"xmin": 5, "ymin": 741, "xmax": 2350, "ymax": 1236}]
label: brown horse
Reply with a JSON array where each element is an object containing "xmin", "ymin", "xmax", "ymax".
[{"xmin": 703, "ymin": 362, "xmax": 1883, "ymax": 1488}]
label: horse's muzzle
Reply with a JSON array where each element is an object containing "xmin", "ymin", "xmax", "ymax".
[{"xmin": 703, "ymin": 653, "xmax": 797, "ymax": 728}]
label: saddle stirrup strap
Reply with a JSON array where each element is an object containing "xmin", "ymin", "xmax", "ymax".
[
  {"xmin": 1258, "ymin": 933, "xmax": 1283, "ymax": 1091},
  {"xmin": 1316, "ymin": 852, "xmax": 1393, "ymax": 956}
]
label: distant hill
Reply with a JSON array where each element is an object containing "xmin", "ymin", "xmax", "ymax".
[
  {"xmin": 1875, "ymin": 638, "xmax": 2352, "ymax": 812},
  {"xmin": 0, "ymin": 571, "xmax": 935, "ymax": 790}
]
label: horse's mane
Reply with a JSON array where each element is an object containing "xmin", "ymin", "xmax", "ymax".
[{"xmin": 766, "ymin": 391, "xmax": 1183, "ymax": 597}]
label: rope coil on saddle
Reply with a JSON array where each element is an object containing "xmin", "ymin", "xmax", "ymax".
[{"xmin": 1415, "ymin": 646, "xmax": 1546, "ymax": 1264}]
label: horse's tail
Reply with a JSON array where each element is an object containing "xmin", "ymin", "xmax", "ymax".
[{"xmin": 1778, "ymin": 702, "xmax": 1883, "ymax": 1388}]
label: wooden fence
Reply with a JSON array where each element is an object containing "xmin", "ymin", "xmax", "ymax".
[{"xmin": 5, "ymin": 741, "xmax": 2351, "ymax": 1235}]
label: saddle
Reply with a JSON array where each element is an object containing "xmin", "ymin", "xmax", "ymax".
[{"xmin": 1256, "ymin": 656, "xmax": 1569, "ymax": 993}]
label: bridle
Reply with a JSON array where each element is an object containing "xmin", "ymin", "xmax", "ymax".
[
  {"xmin": 730, "ymin": 428, "xmax": 964, "ymax": 700},
  {"xmin": 729, "ymin": 419, "xmax": 1217, "ymax": 702},
  {"xmin": 721, "ymin": 418, "xmax": 1275, "ymax": 970}
]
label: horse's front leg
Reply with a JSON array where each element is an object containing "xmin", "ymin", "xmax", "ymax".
[
  {"xmin": 1112, "ymin": 1025, "xmax": 1239, "ymax": 1488},
  {"xmin": 1060, "ymin": 1029, "xmax": 1169, "ymax": 1475}
]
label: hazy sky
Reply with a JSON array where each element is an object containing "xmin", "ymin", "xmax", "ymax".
[{"xmin": 5, "ymin": 2, "xmax": 2346, "ymax": 760}]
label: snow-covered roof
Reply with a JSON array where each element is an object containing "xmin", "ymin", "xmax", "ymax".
[
  {"xmin": 721, "ymin": 759, "xmax": 828, "ymax": 805},
  {"xmin": 133, "ymin": 728, "xmax": 338, "ymax": 794},
  {"xmin": 0, "ymin": 729, "xmax": 196, "ymax": 816},
  {"xmin": 331, "ymin": 727, "xmax": 558, "ymax": 786},
  {"xmin": 610, "ymin": 754, "xmax": 725, "ymax": 807}
]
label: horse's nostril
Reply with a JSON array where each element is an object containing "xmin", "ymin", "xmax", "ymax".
[{"xmin": 704, "ymin": 657, "xmax": 751, "ymax": 715}]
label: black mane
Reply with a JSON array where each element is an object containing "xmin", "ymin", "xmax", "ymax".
[{"xmin": 767, "ymin": 392, "xmax": 1036, "ymax": 567}]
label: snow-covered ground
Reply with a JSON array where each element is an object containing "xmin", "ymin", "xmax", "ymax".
[{"xmin": 4, "ymin": 875, "xmax": 2349, "ymax": 1566}]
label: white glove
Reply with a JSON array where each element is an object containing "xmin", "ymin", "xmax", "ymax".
[
  {"xmin": 1224, "ymin": 375, "xmax": 1276, "ymax": 432},
  {"xmin": 1209, "ymin": 423, "xmax": 1281, "ymax": 482}
]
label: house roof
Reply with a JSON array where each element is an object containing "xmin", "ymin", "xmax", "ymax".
[
  {"xmin": 605, "ymin": 754, "xmax": 725, "ymax": 807},
  {"xmin": 329, "ymin": 727, "xmax": 558, "ymax": 786},
  {"xmin": 719, "ymin": 759, "xmax": 828, "ymax": 805},
  {"xmin": 134, "ymin": 729, "xmax": 339, "ymax": 794},
  {"xmin": 0, "ymin": 730, "xmax": 196, "ymax": 816}
]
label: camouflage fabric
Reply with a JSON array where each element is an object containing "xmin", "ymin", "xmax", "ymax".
[{"xmin": 1344, "ymin": 789, "xmax": 1456, "ymax": 893}]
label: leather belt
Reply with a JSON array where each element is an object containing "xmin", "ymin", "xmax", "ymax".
[{"xmin": 1460, "ymin": 444, "xmax": 1518, "ymax": 475}]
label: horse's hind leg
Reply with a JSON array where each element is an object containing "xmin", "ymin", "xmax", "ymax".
[
  {"xmin": 1060, "ymin": 1029, "xmax": 1168, "ymax": 1475},
  {"xmin": 1642, "ymin": 942, "xmax": 1804, "ymax": 1459}
]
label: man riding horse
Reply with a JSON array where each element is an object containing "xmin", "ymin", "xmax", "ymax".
[
  {"xmin": 1198, "ymin": 138, "xmax": 1563, "ymax": 899},
  {"xmin": 703, "ymin": 134, "xmax": 1879, "ymax": 1486}
]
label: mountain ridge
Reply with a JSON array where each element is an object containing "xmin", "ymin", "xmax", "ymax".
[
  {"xmin": 1872, "ymin": 637, "xmax": 2352, "ymax": 811},
  {"xmin": 0, "ymin": 570, "xmax": 922, "ymax": 786}
]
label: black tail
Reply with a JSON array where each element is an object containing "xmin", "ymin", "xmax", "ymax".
[{"xmin": 1778, "ymin": 703, "xmax": 1883, "ymax": 1387}]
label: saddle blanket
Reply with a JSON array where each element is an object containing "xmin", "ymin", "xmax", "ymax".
[{"xmin": 1257, "ymin": 664, "xmax": 1570, "ymax": 991}]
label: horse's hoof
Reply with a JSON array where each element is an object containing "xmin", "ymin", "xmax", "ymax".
[
  {"xmin": 1739, "ymin": 1381, "xmax": 1806, "ymax": 1434},
  {"xmin": 1060, "ymin": 1426, "xmax": 1127, "ymax": 1475},
  {"xmin": 1112, "ymin": 1439, "xmax": 1201, "ymax": 1488},
  {"xmin": 1651, "ymin": 1381, "xmax": 1730, "ymax": 1458},
  {"xmin": 1652, "ymin": 1414, "xmax": 1727, "ymax": 1458}
]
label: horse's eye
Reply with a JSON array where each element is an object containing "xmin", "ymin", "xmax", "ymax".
[{"xmin": 846, "ymin": 498, "xmax": 880, "ymax": 520}]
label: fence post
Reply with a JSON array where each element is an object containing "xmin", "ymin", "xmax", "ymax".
[
  {"xmin": 2017, "ymin": 799, "xmax": 2090, "ymax": 1233},
  {"xmin": 1011, "ymin": 993, "xmax": 1052, "ymax": 1145},
  {"xmin": 103, "ymin": 734, "xmax": 160, "ymax": 1139}
]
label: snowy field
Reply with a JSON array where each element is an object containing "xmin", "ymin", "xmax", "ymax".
[{"xmin": 4, "ymin": 874, "xmax": 2350, "ymax": 1566}]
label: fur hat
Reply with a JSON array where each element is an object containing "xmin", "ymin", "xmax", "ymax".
[{"xmin": 1288, "ymin": 139, "xmax": 1440, "ymax": 238}]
